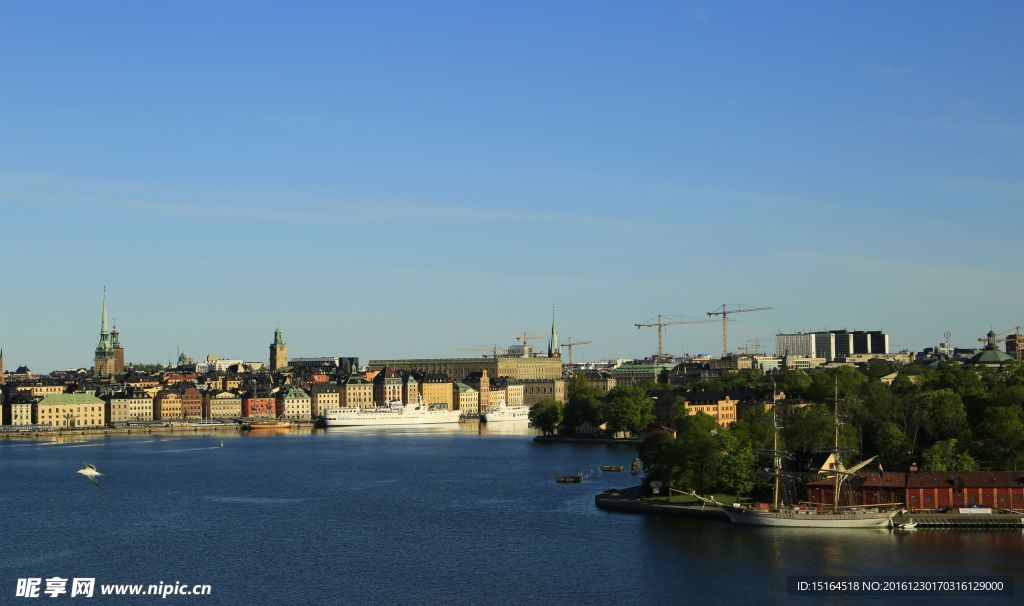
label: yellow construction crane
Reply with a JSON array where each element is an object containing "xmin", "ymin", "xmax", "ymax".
[
  {"xmin": 707, "ymin": 304, "xmax": 773, "ymax": 356},
  {"xmin": 458, "ymin": 345, "xmax": 508, "ymax": 359},
  {"xmin": 559, "ymin": 337, "xmax": 592, "ymax": 368},
  {"xmin": 634, "ymin": 315, "xmax": 717, "ymax": 361}
]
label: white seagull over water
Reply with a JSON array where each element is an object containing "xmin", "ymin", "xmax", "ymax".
[{"xmin": 77, "ymin": 463, "xmax": 103, "ymax": 486}]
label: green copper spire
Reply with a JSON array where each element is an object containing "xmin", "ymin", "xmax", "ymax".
[{"xmin": 548, "ymin": 305, "xmax": 560, "ymax": 358}]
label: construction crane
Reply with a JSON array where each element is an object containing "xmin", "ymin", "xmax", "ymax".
[
  {"xmin": 559, "ymin": 337, "xmax": 592, "ymax": 369},
  {"xmin": 515, "ymin": 331, "xmax": 544, "ymax": 356},
  {"xmin": 634, "ymin": 315, "xmax": 717, "ymax": 361},
  {"xmin": 707, "ymin": 304, "xmax": 773, "ymax": 356},
  {"xmin": 979, "ymin": 327, "xmax": 1023, "ymax": 362},
  {"xmin": 458, "ymin": 345, "xmax": 508, "ymax": 359}
]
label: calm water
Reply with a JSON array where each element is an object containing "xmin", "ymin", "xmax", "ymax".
[{"xmin": 2, "ymin": 422, "xmax": 1022, "ymax": 605}]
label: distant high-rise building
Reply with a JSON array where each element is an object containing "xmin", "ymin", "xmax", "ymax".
[
  {"xmin": 94, "ymin": 289, "xmax": 117, "ymax": 377},
  {"xmin": 777, "ymin": 329, "xmax": 887, "ymax": 361},
  {"xmin": 270, "ymin": 327, "xmax": 288, "ymax": 371}
]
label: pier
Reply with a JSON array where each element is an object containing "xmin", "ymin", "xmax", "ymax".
[{"xmin": 895, "ymin": 513, "xmax": 1024, "ymax": 528}]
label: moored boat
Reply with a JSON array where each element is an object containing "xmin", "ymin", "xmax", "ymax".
[
  {"xmin": 324, "ymin": 400, "xmax": 461, "ymax": 427},
  {"xmin": 480, "ymin": 404, "xmax": 529, "ymax": 422}
]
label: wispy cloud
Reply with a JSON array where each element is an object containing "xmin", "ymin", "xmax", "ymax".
[
  {"xmin": 0, "ymin": 172, "xmax": 671, "ymax": 233},
  {"xmin": 941, "ymin": 177, "xmax": 1024, "ymax": 201},
  {"xmin": 774, "ymin": 250, "xmax": 1017, "ymax": 284}
]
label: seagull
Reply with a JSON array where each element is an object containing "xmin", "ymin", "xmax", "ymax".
[{"xmin": 77, "ymin": 463, "xmax": 103, "ymax": 486}]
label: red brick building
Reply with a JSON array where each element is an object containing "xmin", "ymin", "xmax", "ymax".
[
  {"xmin": 242, "ymin": 396, "xmax": 276, "ymax": 418},
  {"xmin": 808, "ymin": 471, "xmax": 1024, "ymax": 511},
  {"xmin": 181, "ymin": 386, "xmax": 203, "ymax": 419}
]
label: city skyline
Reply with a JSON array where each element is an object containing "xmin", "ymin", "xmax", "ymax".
[
  {"xmin": 1, "ymin": 2, "xmax": 1022, "ymax": 369},
  {"xmin": 0, "ymin": 287, "xmax": 1014, "ymax": 373}
]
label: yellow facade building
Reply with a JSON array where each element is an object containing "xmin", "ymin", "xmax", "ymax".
[{"xmin": 35, "ymin": 393, "xmax": 106, "ymax": 429}]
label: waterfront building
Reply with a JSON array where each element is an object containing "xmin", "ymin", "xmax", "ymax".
[
  {"xmin": 276, "ymin": 386, "xmax": 311, "ymax": 420},
  {"xmin": 522, "ymin": 378, "xmax": 566, "ymax": 406},
  {"xmin": 203, "ymin": 390, "xmax": 242, "ymax": 419},
  {"xmin": 270, "ymin": 327, "xmax": 288, "ymax": 371},
  {"xmin": 494, "ymin": 378, "xmax": 524, "ymax": 407},
  {"xmin": 181, "ymin": 385, "xmax": 203, "ymax": 419},
  {"xmin": 808, "ymin": 471, "xmax": 1024, "ymax": 511},
  {"xmin": 453, "ymin": 382, "xmax": 478, "ymax": 413},
  {"xmin": 34, "ymin": 393, "xmax": 105, "ymax": 428},
  {"xmin": 105, "ymin": 390, "xmax": 154, "ymax": 424},
  {"xmin": 242, "ymin": 394, "xmax": 276, "ymax": 418},
  {"xmin": 373, "ymin": 366, "xmax": 403, "ymax": 404},
  {"xmin": 195, "ymin": 357, "xmax": 246, "ymax": 374},
  {"xmin": 310, "ymin": 384, "xmax": 342, "ymax": 417},
  {"xmin": 3, "ymin": 394, "xmax": 34, "ymax": 426},
  {"xmin": 93, "ymin": 290, "xmax": 117, "ymax": 377},
  {"xmin": 418, "ymin": 374, "xmax": 454, "ymax": 410},
  {"xmin": 153, "ymin": 389, "xmax": 184, "ymax": 420},
  {"xmin": 464, "ymin": 370, "xmax": 491, "ymax": 412},
  {"xmin": 340, "ymin": 374, "xmax": 374, "ymax": 409},
  {"xmin": 401, "ymin": 373, "xmax": 419, "ymax": 405}
]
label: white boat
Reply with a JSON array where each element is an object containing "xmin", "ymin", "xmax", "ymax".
[
  {"xmin": 323, "ymin": 400, "xmax": 461, "ymax": 427},
  {"xmin": 480, "ymin": 404, "xmax": 529, "ymax": 423}
]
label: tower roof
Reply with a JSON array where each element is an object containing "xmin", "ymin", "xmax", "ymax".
[{"xmin": 547, "ymin": 305, "xmax": 560, "ymax": 357}]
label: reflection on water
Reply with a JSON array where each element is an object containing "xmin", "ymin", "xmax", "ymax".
[{"xmin": 2, "ymin": 432, "xmax": 1022, "ymax": 605}]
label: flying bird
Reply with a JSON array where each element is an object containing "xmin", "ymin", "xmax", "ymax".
[{"xmin": 76, "ymin": 463, "xmax": 103, "ymax": 486}]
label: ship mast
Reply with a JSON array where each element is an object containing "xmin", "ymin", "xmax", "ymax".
[
  {"xmin": 772, "ymin": 382, "xmax": 781, "ymax": 511},
  {"xmin": 832, "ymin": 378, "xmax": 841, "ymax": 514}
]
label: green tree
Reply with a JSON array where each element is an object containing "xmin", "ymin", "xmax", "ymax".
[
  {"xmin": 732, "ymin": 404, "xmax": 774, "ymax": 451},
  {"xmin": 717, "ymin": 431, "xmax": 757, "ymax": 496},
  {"xmin": 976, "ymin": 406, "xmax": 1024, "ymax": 470},
  {"xmin": 675, "ymin": 413, "xmax": 723, "ymax": 493},
  {"xmin": 920, "ymin": 389, "xmax": 969, "ymax": 443},
  {"xmin": 775, "ymin": 369, "xmax": 811, "ymax": 398},
  {"xmin": 922, "ymin": 438, "xmax": 978, "ymax": 472},
  {"xmin": 603, "ymin": 386, "xmax": 655, "ymax": 435},
  {"xmin": 563, "ymin": 385, "xmax": 604, "ymax": 429},
  {"xmin": 528, "ymin": 399, "xmax": 563, "ymax": 436},
  {"xmin": 874, "ymin": 422, "xmax": 910, "ymax": 467},
  {"xmin": 637, "ymin": 432, "xmax": 687, "ymax": 490}
]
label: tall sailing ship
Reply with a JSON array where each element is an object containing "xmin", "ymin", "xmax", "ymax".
[{"xmin": 722, "ymin": 381, "xmax": 899, "ymax": 528}]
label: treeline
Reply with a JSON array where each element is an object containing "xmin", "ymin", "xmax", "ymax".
[{"xmin": 530, "ymin": 361, "xmax": 1024, "ymax": 495}]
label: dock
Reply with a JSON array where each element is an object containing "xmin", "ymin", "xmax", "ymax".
[{"xmin": 895, "ymin": 513, "xmax": 1024, "ymax": 528}]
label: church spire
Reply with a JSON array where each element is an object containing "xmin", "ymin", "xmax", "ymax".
[
  {"xmin": 548, "ymin": 305, "xmax": 560, "ymax": 358},
  {"xmin": 101, "ymin": 286, "xmax": 109, "ymax": 335}
]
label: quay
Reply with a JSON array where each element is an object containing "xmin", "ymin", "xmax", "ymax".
[
  {"xmin": 0, "ymin": 420, "xmax": 319, "ymax": 440},
  {"xmin": 895, "ymin": 513, "xmax": 1024, "ymax": 528},
  {"xmin": 598, "ymin": 487, "xmax": 1024, "ymax": 528}
]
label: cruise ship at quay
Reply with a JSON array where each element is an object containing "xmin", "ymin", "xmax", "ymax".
[{"xmin": 323, "ymin": 401, "xmax": 462, "ymax": 427}]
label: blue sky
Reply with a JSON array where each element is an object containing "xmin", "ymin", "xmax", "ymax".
[{"xmin": 1, "ymin": 1, "xmax": 1022, "ymax": 371}]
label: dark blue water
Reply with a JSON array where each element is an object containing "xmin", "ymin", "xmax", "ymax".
[{"xmin": 2, "ymin": 424, "xmax": 1022, "ymax": 605}]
